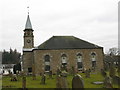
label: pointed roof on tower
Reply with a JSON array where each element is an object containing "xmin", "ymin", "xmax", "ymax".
[{"xmin": 25, "ymin": 14, "xmax": 32, "ymax": 29}]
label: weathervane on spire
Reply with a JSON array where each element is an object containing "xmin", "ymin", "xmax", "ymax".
[{"xmin": 27, "ymin": 6, "xmax": 29, "ymax": 15}]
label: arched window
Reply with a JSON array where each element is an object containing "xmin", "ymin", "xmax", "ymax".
[
  {"xmin": 77, "ymin": 53, "xmax": 83, "ymax": 70},
  {"xmin": 61, "ymin": 54, "xmax": 67, "ymax": 68},
  {"xmin": 91, "ymin": 52, "xmax": 96, "ymax": 68},
  {"xmin": 44, "ymin": 55, "xmax": 50, "ymax": 62},
  {"xmin": 61, "ymin": 54, "xmax": 67, "ymax": 64},
  {"xmin": 44, "ymin": 55, "xmax": 50, "ymax": 71}
]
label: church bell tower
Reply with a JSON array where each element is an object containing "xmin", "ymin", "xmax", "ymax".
[
  {"xmin": 23, "ymin": 12, "xmax": 34, "ymax": 74},
  {"xmin": 23, "ymin": 14, "xmax": 34, "ymax": 48}
]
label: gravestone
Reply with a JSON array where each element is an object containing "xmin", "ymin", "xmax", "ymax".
[
  {"xmin": 61, "ymin": 70, "xmax": 68, "ymax": 77},
  {"xmin": 16, "ymin": 70, "xmax": 19, "ymax": 76},
  {"xmin": 49, "ymin": 70, "xmax": 53, "ymax": 79},
  {"xmin": 118, "ymin": 66, "xmax": 120, "ymax": 77},
  {"xmin": 61, "ymin": 76, "xmax": 68, "ymax": 89},
  {"xmin": 32, "ymin": 64, "xmax": 36, "ymax": 80},
  {"xmin": 10, "ymin": 75, "xmax": 18, "ymax": 81},
  {"xmin": 104, "ymin": 62, "xmax": 109, "ymax": 71},
  {"xmin": 72, "ymin": 74, "xmax": 84, "ymax": 88},
  {"xmin": 104, "ymin": 76, "xmax": 113, "ymax": 88},
  {"xmin": 56, "ymin": 75, "xmax": 68, "ymax": 89},
  {"xmin": 109, "ymin": 63, "xmax": 116, "ymax": 77},
  {"xmin": 22, "ymin": 76, "xmax": 26, "ymax": 89},
  {"xmin": 101, "ymin": 69, "xmax": 107, "ymax": 78},
  {"xmin": 71, "ymin": 66, "xmax": 76, "ymax": 76},
  {"xmin": 56, "ymin": 75, "xmax": 62, "ymax": 88},
  {"xmin": 40, "ymin": 73, "xmax": 46, "ymax": 85},
  {"xmin": 85, "ymin": 69, "xmax": 90, "ymax": 78},
  {"xmin": 20, "ymin": 71, "xmax": 25, "ymax": 76},
  {"xmin": 56, "ymin": 68, "xmax": 61, "ymax": 75},
  {"xmin": 112, "ymin": 76, "xmax": 120, "ymax": 88}
]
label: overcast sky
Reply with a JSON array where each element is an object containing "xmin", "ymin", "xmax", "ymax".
[{"xmin": 0, "ymin": 0, "xmax": 119, "ymax": 54}]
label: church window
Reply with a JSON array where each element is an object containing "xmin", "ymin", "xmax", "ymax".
[
  {"xmin": 44, "ymin": 55, "xmax": 50, "ymax": 71},
  {"xmin": 45, "ymin": 65, "xmax": 50, "ymax": 72},
  {"xmin": 61, "ymin": 54, "xmax": 67, "ymax": 69},
  {"xmin": 44, "ymin": 55, "xmax": 50, "ymax": 62},
  {"xmin": 91, "ymin": 52, "xmax": 96, "ymax": 68},
  {"xmin": 76, "ymin": 53, "xmax": 83, "ymax": 70},
  {"xmin": 28, "ymin": 67, "xmax": 32, "ymax": 73}
]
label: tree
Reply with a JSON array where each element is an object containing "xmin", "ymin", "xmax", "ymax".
[
  {"xmin": 108, "ymin": 47, "xmax": 120, "ymax": 56},
  {"xmin": 2, "ymin": 48, "xmax": 21, "ymax": 64}
]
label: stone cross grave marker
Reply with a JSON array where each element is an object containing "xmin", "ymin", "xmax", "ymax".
[{"xmin": 72, "ymin": 74, "xmax": 84, "ymax": 88}]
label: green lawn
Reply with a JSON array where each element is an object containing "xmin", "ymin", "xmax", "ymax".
[{"xmin": 2, "ymin": 72, "xmax": 107, "ymax": 88}]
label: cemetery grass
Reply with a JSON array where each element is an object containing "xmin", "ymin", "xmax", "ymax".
[{"xmin": 3, "ymin": 73, "xmax": 105, "ymax": 88}]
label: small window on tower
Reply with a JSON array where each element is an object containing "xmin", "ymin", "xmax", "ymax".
[{"xmin": 27, "ymin": 32, "xmax": 30, "ymax": 35}]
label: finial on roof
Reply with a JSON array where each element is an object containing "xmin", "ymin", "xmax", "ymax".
[
  {"xmin": 25, "ymin": 6, "xmax": 32, "ymax": 29},
  {"xmin": 27, "ymin": 6, "xmax": 29, "ymax": 15}
]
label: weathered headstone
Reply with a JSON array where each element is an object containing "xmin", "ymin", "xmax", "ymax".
[
  {"xmin": 49, "ymin": 70, "xmax": 53, "ymax": 79},
  {"xmin": 56, "ymin": 68, "xmax": 61, "ymax": 75},
  {"xmin": 109, "ymin": 63, "xmax": 116, "ymax": 77},
  {"xmin": 104, "ymin": 62, "xmax": 109, "ymax": 71},
  {"xmin": 61, "ymin": 70, "xmax": 68, "ymax": 77},
  {"xmin": 16, "ymin": 70, "xmax": 19, "ymax": 76},
  {"xmin": 103, "ymin": 76, "xmax": 113, "ymax": 88},
  {"xmin": 61, "ymin": 76, "xmax": 68, "ymax": 89},
  {"xmin": 118, "ymin": 65, "xmax": 120, "ymax": 77},
  {"xmin": 56, "ymin": 75, "xmax": 68, "ymax": 89},
  {"xmin": 101, "ymin": 69, "xmax": 107, "ymax": 78},
  {"xmin": 112, "ymin": 76, "xmax": 120, "ymax": 88},
  {"xmin": 22, "ymin": 76, "xmax": 26, "ymax": 89},
  {"xmin": 40, "ymin": 73, "xmax": 46, "ymax": 85},
  {"xmin": 10, "ymin": 75, "xmax": 18, "ymax": 81},
  {"xmin": 71, "ymin": 66, "xmax": 76, "ymax": 76},
  {"xmin": 85, "ymin": 69, "xmax": 90, "ymax": 78},
  {"xmin": 56, "ymin": 75, "xmax": 62, "ymax": 88},
  {"xmin": 9, "ymin": 71, "xmax": 18, "ymax": 81},
  {"xmin": 32, "ymin": 64, "xmax": 36, "ymax": 80},
  {"xmin": 72, "ymin": 74, "xmax": 84, "ymax": 88}
]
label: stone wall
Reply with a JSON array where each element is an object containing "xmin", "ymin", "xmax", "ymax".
[
  {"xmin": 33, "ymin": 49, "xmax": 104, "ymax": 75},
  {"xmin": 23, "ymin": 51, "xmax": 33, "ymax": 73}
]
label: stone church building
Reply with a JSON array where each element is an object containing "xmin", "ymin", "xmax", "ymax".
[{"xmin": 22, "ymin": 14, "xmax": 104, "ymax": 75}]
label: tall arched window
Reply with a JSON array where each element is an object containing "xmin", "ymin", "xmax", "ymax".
[
  {"xmin": 44, "ymin": 55, "xmax": 50, "ymax": 71},
  {"xmin": 44, "ymin": 55, "xmax": 50, "ymax": 62},
  {"xmin": 77, "ymin": 53, "xmax": 83, "ymax": 70},
  {"xmin": 61, "ymin": 54, "xmax": 67, "ymax": 67},
  {"xmin": 91, "ymin": 52, "xmax": 96, "ymax": 68}
]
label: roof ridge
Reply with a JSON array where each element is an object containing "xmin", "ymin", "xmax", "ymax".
[{"xmin": 37, "ymin": 36, "xmax": 103, "ymax": 49}]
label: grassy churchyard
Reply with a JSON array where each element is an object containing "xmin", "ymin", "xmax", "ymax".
[{"xmin": 2, "ymin": 72, "xmax": 106, "ymax": 88}]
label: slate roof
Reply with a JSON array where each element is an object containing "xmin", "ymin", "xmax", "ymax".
[{"xmin": 37, "ymin": 36, "xmax": 103, "ymax": 50}]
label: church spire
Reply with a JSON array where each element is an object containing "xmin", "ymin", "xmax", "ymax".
[{"xmin": 25, "ymin": 7, "xmax": 32, "ymax": 29}]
